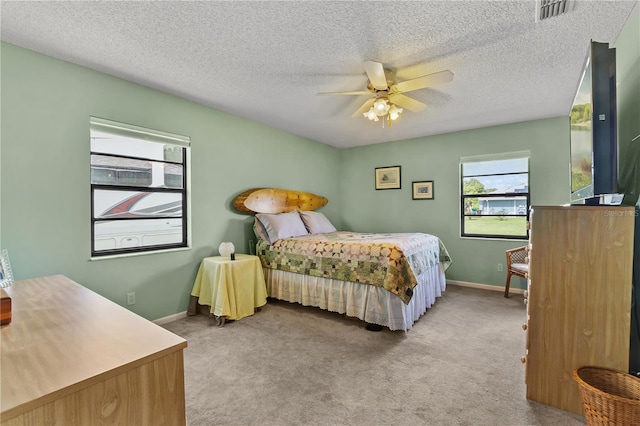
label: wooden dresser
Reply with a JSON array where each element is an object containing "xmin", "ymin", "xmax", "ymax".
[
  {"xmin": 524, "ymin": 206, "xmax": 634, "ymax": 415},
  {"xmin": 1, "ymin": 275, "xmax": 187, "ymax": 425}
]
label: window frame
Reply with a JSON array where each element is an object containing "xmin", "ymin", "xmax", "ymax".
[
  {"xmin": 460, "ymin": 152, "xmax": 530, "ymax": 240},
  {"xmin": 89, "ymin": 117, "xmax": 191, "ymax": 258}
]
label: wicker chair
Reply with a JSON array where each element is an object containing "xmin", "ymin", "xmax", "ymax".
[{"xmin": 504, "ymin": 246, "xmax": 529, "ymax": 297}]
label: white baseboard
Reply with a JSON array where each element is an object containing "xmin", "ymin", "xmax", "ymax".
[
  {"xmin": 153, "ymin": 311, "xmax": 188, "ymax": 325},
  {"xmin": 447, "ymin": 279, "xmax": 525, "ymax": 295}
]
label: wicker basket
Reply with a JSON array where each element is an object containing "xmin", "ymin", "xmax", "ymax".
[{"xmin": 573, "ymin": 366, "xmax": 640, "ymax": 426}]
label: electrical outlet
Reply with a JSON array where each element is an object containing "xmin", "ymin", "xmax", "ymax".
[
  {"xmin": 497, "ymin": 263, "xmax": 503, "ymax": 272},
  {"xmin": 126, "ymin": 292, "xmax": 136, "ymax": 306}
]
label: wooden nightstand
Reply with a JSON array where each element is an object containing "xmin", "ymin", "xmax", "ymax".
[{"xmin": 188, "ymin": 254, "xmax": 267, "ymax": 326}]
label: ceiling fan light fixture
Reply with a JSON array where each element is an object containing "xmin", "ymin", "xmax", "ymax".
[
  {"xmin": 321, "ymin": 60, "xmax": 452, "ymax": 127},
  {"xmin": 373, "ymin": 98, "xmax": 390, "ymax": 116},
  {"xmin": 364, "ymin": 107, "xmax": 379, "ymax": 121},
  {"xmin": 388, "ymin": 104, "xmax": 403, "ymax": 121}
]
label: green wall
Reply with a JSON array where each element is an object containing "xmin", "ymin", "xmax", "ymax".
[
  {"xmin": 1, "ymin": 5, "xmax": 637, "ymax": 319},
  {"xmin": 339, "ymin": 117, "xmax": 570, "ymax": 289},
  {"xmin": 0, "ymin": 42, "xmax": 342, "ymax": 320},
  {"xmin": 614, "ymin": 3, "xmax": 640, "ymax": 203}
]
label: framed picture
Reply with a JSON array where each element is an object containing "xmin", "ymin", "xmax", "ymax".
[
  {"xmin": 0, "ymin": 249, "xmax": 14, "ymax": 288},
  {"xmin": 412, "ymin": 181, "xmax": 434, "ymax": 200},
  {"xmin": 375, "ymin": 166, "xmax": 401, "ymax": 190}
]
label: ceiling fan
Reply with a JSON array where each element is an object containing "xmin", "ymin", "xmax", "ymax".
[{"xmin": 317, "ymin": 61, "xmax": 454, "ymax": 124}]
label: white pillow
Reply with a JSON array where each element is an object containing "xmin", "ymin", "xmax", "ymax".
[
  {"xmin": 256, "ymin": 211, "xmax": 308, "ymax": 243},
  {"xmin": 299, "ymin": 210, "xmax": 337, "ymax": 234},
  {"xmin": 253, "ymin": 217, "xmax": 271, "ymax": 242}
]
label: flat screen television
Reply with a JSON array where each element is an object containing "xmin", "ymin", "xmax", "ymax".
[{"xmin": 569, "ymin": 40, "xmax": 617, "ymax": 204}]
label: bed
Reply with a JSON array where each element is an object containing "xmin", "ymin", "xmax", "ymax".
[{"xmin": 233, "ymin": 188, "xmax": 451, "ymax": 331}]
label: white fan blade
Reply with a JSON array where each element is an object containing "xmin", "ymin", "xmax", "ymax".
[
  {"xmin": 388, "ymin": 93, "xmax": 427, "ymax": 112},
  {"xmin": 352, "ymin": 98, "xmax": 376, "ymax": 117},
  {"xmin": 394, "ymin": 70, "xmax": 454, "ymax": 93},
  {"xmin": 363, "ymin": 61, "xmax": 388, "ymax": 90},
  {"xmin": 316, "ymin": 90, "xmax": 372, "ymax": 96}
]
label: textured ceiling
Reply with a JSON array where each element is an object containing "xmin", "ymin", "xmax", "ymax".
[{"xmin": 0, "ymin": 1, "xmax": 636, "ymax": 148}]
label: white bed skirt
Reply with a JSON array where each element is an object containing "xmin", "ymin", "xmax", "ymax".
[{"xmin": 263, "ymin": 262, "xmax": 446, "ymax": 331}]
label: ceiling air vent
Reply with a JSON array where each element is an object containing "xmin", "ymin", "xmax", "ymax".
[{"xmin": 535, "ymin": 0, "xmax": 575, "ymax": 23}]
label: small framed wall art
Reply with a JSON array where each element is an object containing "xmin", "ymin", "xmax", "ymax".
[
  {"xmin": 412, "ymin": 181, "xmax": 434, "ymax": 200},
  {"xmin": 375, "ymin": 166, "xmax": 401, "ymax": 190}
]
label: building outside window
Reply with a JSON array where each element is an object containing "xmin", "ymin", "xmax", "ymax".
[
  {"xmin": 90, "ymin": 117, "xmax": 190, "ymax": 257},
  {"xmin": 460, "ymin": 152, "xmax": 530, "ymax": 239}
]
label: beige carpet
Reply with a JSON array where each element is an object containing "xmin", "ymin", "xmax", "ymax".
[{"xmin": 163, "ymin": 285, "xmax": 585, "ymax": 426}]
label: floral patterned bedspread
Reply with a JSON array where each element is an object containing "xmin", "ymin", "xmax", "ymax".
[{"xmin": 256, "ymin": 232, "xmax": 451, "ymax": 304}]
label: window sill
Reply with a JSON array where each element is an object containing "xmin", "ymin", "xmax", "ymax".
[
  {"xmin": 459, "ymin": 236, "xmax": 528, "ymax": 242},
  {"xmin": 89, "ymin": 246, "xmax": 191, "ymax": 261}
]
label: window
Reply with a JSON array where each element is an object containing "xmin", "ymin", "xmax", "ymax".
[
  {"xmin": 90, "ymin": 117, "xmax": 190, "ymax": 257},
  {"xmin": 460, "ymin": 152, "xmax": 530, "ymax": 239}
]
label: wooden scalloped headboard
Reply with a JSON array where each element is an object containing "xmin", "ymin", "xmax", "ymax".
[{"xmin": 233, "ymin": 188, "xmax": 328, "ymax": 214}]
